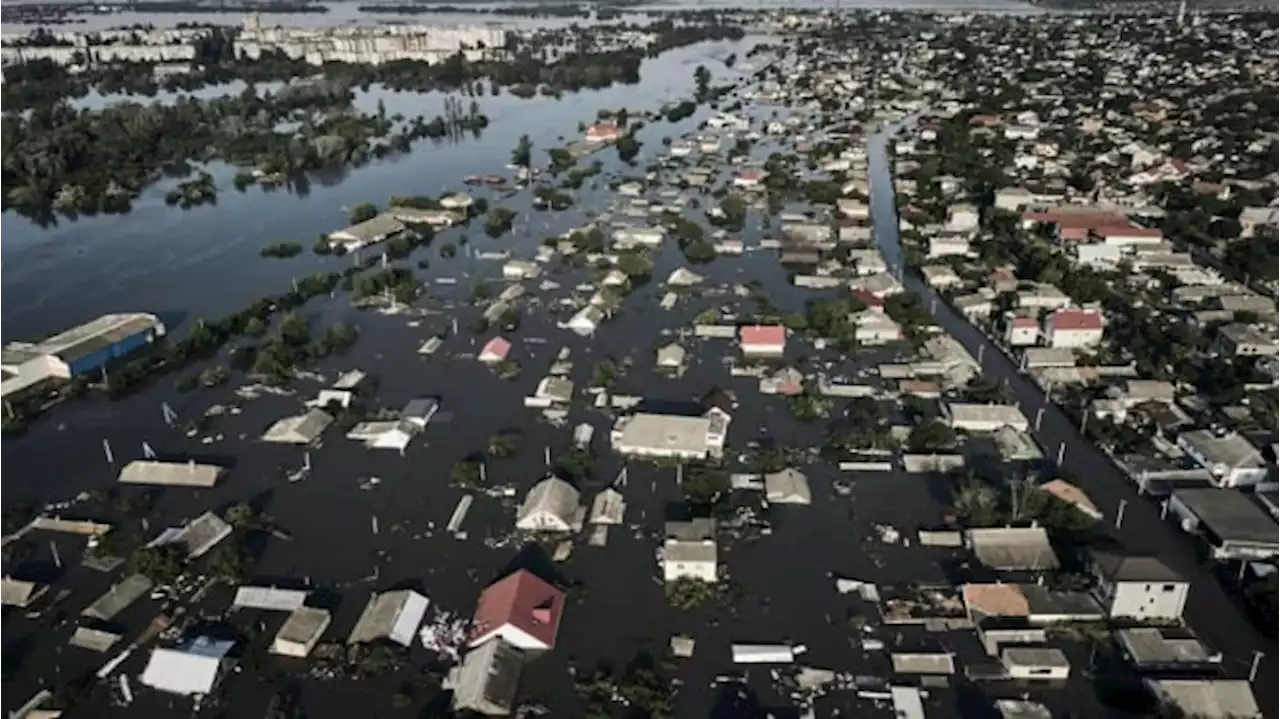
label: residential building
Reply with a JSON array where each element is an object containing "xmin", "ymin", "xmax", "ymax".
[
  {"xmin": 945, "ymin": 203, "xmax": 980, "ymax": 232},
  {"xmin": 1115, "ymin": 627, "xmax": 1221, "ymax": 672},
  {"xmin": 920, "ymin": 265, "xmax": 963, "ymax": 289},
  {"xmin": 469, "ymin": 569, "xmax": 565, "ymax": 652},
  {"xmin": 1176, "ymin": 429, "xmax": 1269, "ymax": 488},
  {"xmin": 272, "ymin": 607, "xmax": 331, "ymax": 658},
  {"xmin": 663, "ymin": 519, "xmax": 718, "ymax": 583},
  {"xmin": 585, "ymin": 122, "xmax": 622, "ymax": 143},
  {"xmin": 479, "ymin": 337, "xmax": 512, "ymax": 365},
  {"xmin": 1090, "ymin": 551, "xmax": 1188, "ymax": 621},
  {"xmin": 943, "ymin": 403, "xmax": 1029, "ymax": 433},
  {"xmin": 1001, "ymin": 648, "xmax": 1070, "ymax": 681},
  {"xmin": 733, "ymin": 170, "xmax": 765, "ymax": 188},
  {"xmin": 764, "ymin": 468, "xmax": 811, "ymax": 505},
  {"xmin": 739, "ymin": 325, "xmax": 787, "ymax": 357},
  {"xmin": 1038, "ymin": 479, "xmax": 1102, "ymax": 521},
  {"xmin": 515, "ymin": 476, "xmax": 583, "ymax": 532},
  {"xmin": 656, "ymin": 343, "xmax": 686, "ymax": 369},
  {"xmin": 348, "ymin": 590, "xmax": 429, "ymax": 646},
  {"xmin": 1216, "ymin": 323, "xmax": 1278, "ymax": 357},
  {"xmin": 1043, "ymin": 309, "xmax": 1104, "ymax": 349},
  {"xmin": 1144, "ymin": 680, "xmax": 1261, "ymax": 719},
  {"xmin": 140, "ymin": 637, "xmax": 234, "ymax": 697},
  {"xmin": 1005, "ymin": 315, "xmax": 1039, "ymax": 347},
  {"xmin": 1166, "ymin": 488, "xmax": 1278, "ymax": 560},
  {"xmin": 966, "ymin": 527, "xmax": 1059, "ymax": 570},
  {"xmin": 611, "ymin": 413, "xmax": 723, "ymax": 460},
  {"xmin": 928, "ymin": 236, "xmax": 971, "ymax": 258},
  {"xmin": 450, "ymin": 638, "xmax": 524, "ymax": 716},
  {"xmin": 327, "ymin": 213, "xmax": 406, "ymax": 252}
]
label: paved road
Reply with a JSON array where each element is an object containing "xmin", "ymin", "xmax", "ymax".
[{"xmin": 866, "ymin": 125, "xmax": 1277, "ymax": 717}]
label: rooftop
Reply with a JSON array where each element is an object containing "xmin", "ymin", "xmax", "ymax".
[
  {"xmin": 613, "ymin": 413, "xmax": 713, "ymax": 455},
  {"xmin": 117, "ymin": 460, "xmax": 225, "ymax": 488},
  {"xmin": 1146, "ymin": 679, "xmax": 1261, "ymax": 719},
  {"xmin": 348, "ymin": 589, "xmax": 429, "ymax": 646},
  {"xmin": 1092, "ymin": 551, "xmax": 1184, "ymax": 583},
  {"xmin": 1172, "ymin": 488, "xmax": 1278, "ymax": 546},
  {"xmin": 967, "ymin": 527, "xmax": 1060, "ymax": 570},
  {"xmin": 1116, "ymin": 627, "xmax": 1219, "ymax": 667},
  {"xmin": 471, "ymin": 569, "xmax": 565, "ymax": 649}
]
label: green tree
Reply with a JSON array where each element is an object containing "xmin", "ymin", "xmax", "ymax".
[
  {"xmin": 511, "ymin": 134, "xmax": 532, "ymax": 167},
  {"xmin": 682, "ymin": 464, "xmax": 729, "ymax": 509},
  {"xmin": 907, "ymin": 420, "xmax": 957, "ymax": 453},
  {"xmin": 279, "ymin": 312, "xmax": 310, "ymax": 347},
  {"xmin": 128, "ymin": 544, "xmax": 185, "ymax": 584},
  {"xmin": 347, "ymin": 202, "xmax": 378, "ymax": 224}
]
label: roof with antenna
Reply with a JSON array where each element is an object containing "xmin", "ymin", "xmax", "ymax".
[{"xmin": 117, "ymin": 459, "xmax": 225, "ymax": 488}]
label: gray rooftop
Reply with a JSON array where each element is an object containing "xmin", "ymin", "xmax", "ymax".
[
  {"xmin": 81, "ymin": 574, "xmax": 153, "ymax": 620},
  {"xmin": 1002, "ymin": 647, "xmax": 1070, "ymax": 668},
  {"xmin": 118, "ymin": 460, "xmax": 225, "ymax": 488},
  {"xmin": 1172, "ymin": 488, "xmax": 1278, "ymax": 546},
  {"xmin": 451, "ymin": 638, "xmax": 524, "ymax": 715},
  {"xmin": 1116, "ymin": 627, "xmax": 1218, "ymax": 667},
  {"xmin": 1092, "ymin": 551, "xmax": 1184, "ymax": 583},
  {"xmin": 967, "ymin": 527, "xmax": 1060, "ymax": 570},
  {"xmin": 1146, "ymin": 679, "xmax": 1261, "ymax": 719}
]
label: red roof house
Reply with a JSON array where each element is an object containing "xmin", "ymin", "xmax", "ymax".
[
  {"xmin": 1044, "ymin": 309, "xmax": 1104, "ymax": 349},
  {"xmin": 479, "ymin": 336, "xmax": 512, "ymax": 365},
  {"xmin": 739, "ymin": 325, "xmax": 786, "ymax": 356},
  {"xmin": 851, "ymin": 288, "xmax": 886, "ymax": 308},
  {"xmin": 470, "ymin": 570, "xmax": 565, "ymax": 651}
]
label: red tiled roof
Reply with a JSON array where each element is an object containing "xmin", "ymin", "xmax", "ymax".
[
  {"xmin": 480, "ymin": 336, "xmax": 511, "ymax": 360},
  {"xmin": 1011, "ymin": 316, "xmax": 1038, "ymax": 328},
  {"xmin": 851, "ymin": 289, "xmax": 886, "ymax": 307},
  {"xmin": 471, "ymin": 569, "xmax": 565, "ymax": 649},
  {"xmin": 737, "ymin": 170, "xmax": 763, "ymax": 181},
  {"xmin": 1021, "ymin": 209, "xmax": 1128, "ymax": 230},
  {"xmin": 1050, "ymin": 309, "xmax": 1103, "ymax": 332},
  {"xmin": 740, "ymin": 325, "xmax": 786, "ymax": 346}
]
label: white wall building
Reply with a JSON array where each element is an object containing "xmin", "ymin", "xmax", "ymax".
[{"xmin": 1091, "ymin": 552, "xmax": 1189, "ymax": 621}]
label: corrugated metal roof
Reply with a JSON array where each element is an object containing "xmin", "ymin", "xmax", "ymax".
[{"xmin": 233, "ymin": 586, "xmax": 309, "ymax": 612}]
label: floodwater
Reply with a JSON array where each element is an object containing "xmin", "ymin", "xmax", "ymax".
[
  {"xmin": 2, "ymin": 38, "xmax": 751, "ymax": 341},
  {"xmin": 1, "ymin": 36, "xmax": 964, "ymax": 718}
]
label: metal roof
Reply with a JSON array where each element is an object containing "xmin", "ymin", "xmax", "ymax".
[
  {"xmin": 117, "ymin": 460, "xmax": 224, "ymax": 488},
  {"xmin": 233, "ymin": 586, "xmax": 309, "ymax": 612}
]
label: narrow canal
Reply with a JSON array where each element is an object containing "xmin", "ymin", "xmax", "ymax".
[{"xmin": 865, "ymin": 121, "xmax": 1277, "ymax": 715}]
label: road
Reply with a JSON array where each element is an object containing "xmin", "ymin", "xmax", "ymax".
[{"xmin": 865, "ymin": 123, "xmax": 1277, "ymax": 717}]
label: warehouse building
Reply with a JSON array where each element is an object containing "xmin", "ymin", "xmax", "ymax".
[{"xmin": 2, "ymin": 313, "xmax": 165, "ymax": 400}]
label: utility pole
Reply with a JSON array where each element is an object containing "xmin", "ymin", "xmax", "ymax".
[
  {"xmin": 1249, "ymin": 651, "xmax": 1264, "ymax": 683},
  {"xmin": 1056, "ymin": 441, "xmax": 1066, "ymax": 465},
  {"xmin": 1034, "ymin": 408, "xmax": 1045, "ymax": 432},
  {"xmin": 1114, "ymin": 500, "xmax": 1127, "ymax": 531}
]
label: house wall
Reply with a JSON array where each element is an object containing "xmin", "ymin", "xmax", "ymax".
[
  {"xmin": 1006, "ymin": 663, "xmax": 1070, "ymax": 681},
  {"xmin": 515, "ymin": 511, "xmax": 572, "ymax": 533},
  {"xmin": 471, "ymin": 625, "xmax": 547, "ymax": 652},
  {"xmin": 1006, "ymin": 325, "xmax": 1039, "ymax": 346},
  {"xmin": 66, "ymin": 329, "xmax": 156, "ymax": 376},
  {"xmin": 1047, "ymin": 327, "xmax": 1103, "ymax": 349},
  {"xmin": 1103, "ymin": 581, "xmax": 1188, "ymax": 621},
  {"xmin": 664, "ymin": 557, "xmax": 717, "ymax": 583},
  {"xmin": 742, "ymin": 343, "xmax": 786, "ymax": 356}
]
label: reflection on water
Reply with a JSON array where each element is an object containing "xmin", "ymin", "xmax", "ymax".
[{"xmin": 0, "ymin": 37, "xmax": 756, "ymax": 339}]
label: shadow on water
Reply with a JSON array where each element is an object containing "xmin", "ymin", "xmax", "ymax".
[
  {"xmin": 709, "ymin": 683, "xmax": 800, "ymax": 719},
  {"xmin": 493, "ymin": 541, "xmax": 562, "ymax": 587}
]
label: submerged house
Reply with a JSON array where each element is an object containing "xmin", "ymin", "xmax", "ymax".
[
  {"xmin": 469, "ymin": 569, "xmax": 566, "ymax": 652},
  {"xmin": 515, "ymin": 477, "xmax": 584, "ymax": 532}
]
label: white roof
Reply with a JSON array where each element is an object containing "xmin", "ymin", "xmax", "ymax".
[
  {"xmin": 117, "ymin": 460, "xmax": 224, "ymax": 488},
  {"xmin": 1147, "ymin": 679, "xmax": 1261, "ymax": 719},
  {"xmin": 517, "ymin": 477, "xmax": 581, "ymax": 526},
  {"xmin": 613, "ymin": 413, "xmax": 712, "ymax": 456},
  {"xmin": 261, "ymin": 409, "xmax": 334, "ymax": 444},
  {"xmin": 139, "ymin": 647, "xmax": 223, "ymax": 696},
  {"xmin": 764, "ymin": 469, "xmax": 812, "ymax": 504},
  {"xmin": 233, "ymin": 586, "xmax": 309, "ymax": 612},
  {"xmin": 349, "ymin": 590, "xmax": 429, "ymax": 646}
]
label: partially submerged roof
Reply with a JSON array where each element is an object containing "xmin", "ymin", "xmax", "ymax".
[
  {"xmin": 967, "ymin": 527, "xmax": 1059, "ymax": 570},
  {"xmin": 1117, "ymin": 627, "xmax": 1219, "ymax": 667},
  {"xmin": 1, "ymin": 578, "xmax": 46, "ymax": 607},
  {"xmin": 139, "ymin": 638, "xmax": 233, "ymax": 696},
  {"xmin": 1145, "ymin": 679, "xmax": 1261, "ymax": 719},
  {"xmin": 69, "ymin": 626, "xmax": 122, "ymax": 653},
  {"xmin": 588, "ymin": 488, "xmax": 627, "ymax": 525},
  {"xmin": 148, "ymin": 511, "xmax": 232, "ymax": 559},
  {"xmin": 81, "ymin": 574, "xmax": 153, "ymax": 620},
  {"xmin": 516, "ymin": 476, "xmax": 581, "ymax": 529},
  {"xmin": 275, "ymin": 606, "xmax": 332, "ymax": 650},
  {"xmin": 890, "ymin": 651, "xmax": 956, "ymax": 675},
  {"xmin": 117, "ymin": 460, "xmax": 225, "ymax": 488},
  {"xmin": 261, "ymin": 409, "xmax": 334, "ymax": 445},
  {"xmin": 233, "ymin": 586, "xmax": 309, "ymax": 612},
  {"xmin": 451, "ymin": 638, "xmax": 524, "ymax": 715},
  {"xmin": 471, "ymin": 569, "xmax": 565, "ymax": 650},
  {"xmin": 1038, "ymin": 479, "xmax": 1101, "ymax": 519},
  {"xmin": 348, "ymin": 590, "xmax": 429, "ymax": 647},
  {"xmin": 764, "ymin": 468, "xmax": 812, "ymax": 505}
]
